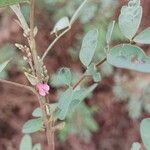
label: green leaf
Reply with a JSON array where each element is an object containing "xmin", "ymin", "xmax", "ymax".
[
  {"xmin": 54, "ymin": 67, "xmax": 72, "ymax": 86},
  {"xmin": 85, "ymin": 63, "xmax": 101, "ymax": 82},
  {"xmin": 79, "ymin": 29, "xmax": 98, "ymax": 67},
  {"xmin": 32, "ymin": 103, "xmax": 58, "ymax": 117},
  {"xmin": 57, "ymin": 88, "xmax": 74, "ymax": 120},
  {"xmin": 19, "ymin": 135, "xmax": 32, "ymax": 150},
  {"xmin": 106, "ymin": 20, "xmax": 115, "ymax": 44},
  {"xmin": 140, "ymin": 118, "xmax": 150, "ymax": 150},
  {"xmin": 107, "ymin": 44, "xmax": 150, "ymax": 73},
  {"xmin": 118, "ymin": 0, "xmax": 142, "ymax": 40},
  {"xmin": 134, "ymin": 27, "xmax": 150, "ymax": 44},
  {"xmin": 0, "ymin": 0, "xmax": 28, "ymax": 7},
  {"xmin": 57, "ymin": 84, "xmax": 97, "ymax": 120},
  {"xmin": 51, "ymin": 17, "xmax": 70, "ymax": 34},
  {"xmin": 0, "ymin": 60, "xmax": 10, "ymax": 73},
  {"xmin": 32, "ymin": 108, "xmax": 42, "ymax": 117},
  {"xmin": 22, "ymin": 118, "xmax": 43, "ymax": 134},
  {"xmin": 32, "ymin": 144, "xmax": 41, "ymax": 150},
  {"xmin": 131, "ymin": 142, "xmax": 141, "ymax": 150}
]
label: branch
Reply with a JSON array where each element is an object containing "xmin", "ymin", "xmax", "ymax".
[
  {"xmin": 41, "ymin": 27, "xmax": 70, "ymax": 61},
  {"xmin": 0, "ymin": 79, "xmax": 35, "ymax": 93},
  {"xmin": 73, "ymin": 58, "xmax": 107, "ymax": 89},
  {"xmin": 41, "ymin": 0, "xmax": 89, "ymax": 61}
]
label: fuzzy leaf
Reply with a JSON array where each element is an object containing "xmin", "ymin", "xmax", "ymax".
[
  {"xmin": 79, "ymin": 29, "xmax": 98, "ymax": 67},
  {"xmin": 0, "ymin": 60, "xmax": 10, "ymax": 73},
  {"xmin": 106, "ymin": 20, "xmax": 115, "ymax": 44},
  {"xmin": 140, "ymin": 118, "xmax": 150, "ymax": 150},
  {"xmin": 22, "ymin": 118, "xmax": 43, "ymax": 134},
  {"xmin": 134, "ymin": 27, "xmax": 150, "ymax": 44},
  {"xmin": 19, "ymin": 135, "xmax": 32, "ymax": 150},
  {"xmin": 51, "ymin": 17, "xmax": 70, "ymax": 34},
  {"xmin": 118, "ymin": 0, "xmax": 142, "ymax": 40},
  {"xmin": 0, "ymin": 0, "xmax": 28, "ymax": 7},
  {"xmin": 107, "ymin": 44, "xmax": 150, "ymax": 73}
]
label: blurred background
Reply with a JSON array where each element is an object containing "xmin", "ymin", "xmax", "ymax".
[{"xmin": 0, "ymin": 0, "xmax": 150, "ymax": 149}]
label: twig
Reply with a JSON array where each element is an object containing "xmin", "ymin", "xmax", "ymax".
[
  {"xmin": 41, "ymin": 28, "xmax": 70, "ymax": 61},
  {"xmin": 41, "ymin": 0, "xmax": 89, "ymax": 61},
  {"xmin": 73, "ymin": 58, "xmax": 107, "ymax": 89},
  {"xmin": 0, "ymin": 79, "xmax": 35, "ymax": 93}
]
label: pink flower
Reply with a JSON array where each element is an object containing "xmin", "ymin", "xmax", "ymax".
[{"xmin": 36, "ymin": 83, "xmax": 50, "ymax": 96}]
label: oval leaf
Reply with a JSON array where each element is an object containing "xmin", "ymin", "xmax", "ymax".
[
  {"xmin": 79, "ymin": 29, "xmax": 98, "ymax": 67},
  {"xmin": 19, "ymin": 135, "xmax": 32, "ymax": 150},
  {"xmin": 119, "ymin": 0, "xmax": 142, "ymax": 40},
  {"xmin": 140, "ymin": 118, "xmax": 150, "ymax": 150},
  {"xmin": 107, "ymin": 44, "xmax": 150, "ymax": 73},
  {"xmin": 22, "ymin": 118, "xmax": 43, "ymax": 134},
  {"xmin": 106, "ymin": 20, "xmax": 115, "ymax": 44},
  {"xmin": 131, "ymin": 142, "xmax": 141, "ymax": 150},
  {"xmin": 0, "ymin": 0, "xmax": 28, "ymax": 7},
  {"xmin": 51, "ymin": 17, "xmax": 70, "ymax": 34},
  {"xmin": 134, "ymin": 27, "xmax": 150, "ymax": 44},
  {"xmin": 32, "ymin": 108, "xmax": 42, "ymax": 117}
]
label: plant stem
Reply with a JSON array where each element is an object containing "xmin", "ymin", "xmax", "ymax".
[
  {"xmin": 0, "ymin": 79, "xmax": 35, "ymax": 93},
  {"xmin": 42, "ymin": 28, "xmax": 70, "ymax": 61},
  {"xmin": 41, "ymin": 0, "xmax": 89, "ymax": 61},
  {"xmin": 29, "ymin": 1, "xmax": 55, "ymax": 149},
  {"xmin": 73, "ymin": 58, "xmax": 107, "ymax": 89}
]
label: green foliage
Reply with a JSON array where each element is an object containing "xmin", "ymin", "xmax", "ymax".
[
  {"xmin": 85, "ymin": 63, "xmax": 101, "ymax": 82},
  {"xmin": 20, "ymin": 135, "xmax": 41, "ymax": 150},
  {"xmin": 118, "ymin": 0, "xmax": 142, "ymax": 40},
  {"xmin": 22, "ymin": 118, "xmax": 43, "ymax": 134},
  {"xmin": 0, "ymin": 0, "xmax": 28, "ymax": 7},
  {"xmin": 107, "ymin": 44, "xmax": 150, "ymax": 73},
  {"xmin": 131, "ymin": 142, "xmax": 141, "ymax": 150},
  {"xmin": 57, "ymin": 84, "xmax": 97, "ymax": 120},
  {"xmin": 51, "ymin": 17, "xmax": 70, "ymax": 34},
  {"xmin": 79, "ymin": 29, "xmax": 98, "ymax": 67},
  {"xmin": 32, "ymin": 107, "xmax": 43, "ymax": 117},
  {"xmin": 20, "ymin": 135, "xmax": 32, "ymax": 150},
  {"xmin": 140, "ymin": 118, "xmax": 150, "ymax": 150},
  {"xmin": 134, "ymin": 27, "xmax": 150, "ymax": 44},
  {"xmin": 58, "ymin": 102, "xmax": 99, "ymax": 142},
  {"xmin": 106, "ymin": 20, "xmax": 115, "ymax": 44},
  {"xmin": 0, "ymin": 44, "xmax": 22, "ymax": 79}
]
